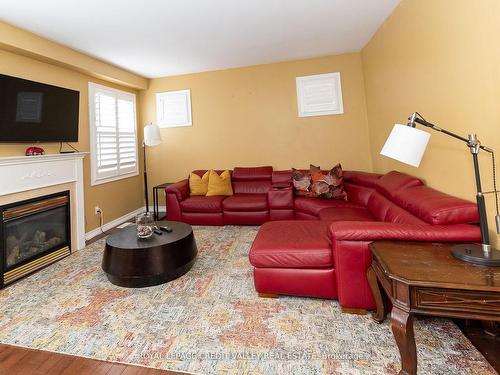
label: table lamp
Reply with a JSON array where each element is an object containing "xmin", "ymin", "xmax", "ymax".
[
  {"xmin": 143, "ymin": 123, "xmax": 162, "ymax": 213},
  {"xmin": 380, "ymin": 112, "xmax": 500, "ymax": 266}
]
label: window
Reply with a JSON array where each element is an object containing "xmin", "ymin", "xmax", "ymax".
[{"xmin": 88, "ymin": 83, "xmax": 138, "ymax": 185}]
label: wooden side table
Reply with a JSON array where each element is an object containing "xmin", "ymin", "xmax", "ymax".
[
  {"xmin": 152, "ymin": 182, "xmax": 172, "ymax": 221},
  {"xmin": 367, "ymin": 241, "xmax": 500, "ymax": 375}
]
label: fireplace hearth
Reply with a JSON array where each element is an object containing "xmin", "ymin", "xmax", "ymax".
[{"xmin": 1, "ymin": 191, "xmax": 71, "ymax": 287}]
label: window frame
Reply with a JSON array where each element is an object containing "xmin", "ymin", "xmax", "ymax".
[{"xmin": 88, "ymin": 82, "xmax": 139, "ymax": 186}]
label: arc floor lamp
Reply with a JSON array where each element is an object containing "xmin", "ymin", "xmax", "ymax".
[
  {"xmin": 381, "ymin": 112, "xmax": 500, "ymax": 266},
  {"xmin": 143, "ymin": 123, "xmax": 162, "ymax": 213}
]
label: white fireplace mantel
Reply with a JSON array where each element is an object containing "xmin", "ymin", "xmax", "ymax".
[{"xmin": 0, "ymin": 152, "xmax": 88, "ymax": 250}]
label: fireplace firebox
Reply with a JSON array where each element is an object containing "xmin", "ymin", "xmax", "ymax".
[{"xmin": 0, "ymin": 191, "xmax": 71, "ymax": 287}]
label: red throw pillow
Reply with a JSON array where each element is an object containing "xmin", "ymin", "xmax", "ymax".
[
  {"xmin": 292, "ymin": 168, "xmax": 312, "ymax": 196},
  {"xmin": 310, "ymin": 164, "xmax": 347, "ymax": 200}
]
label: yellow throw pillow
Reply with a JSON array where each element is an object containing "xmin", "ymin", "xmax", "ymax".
[
  {"xmin": 189, "ymin": 171, "xmax": 209, "ymax": 196},
  {"xmin": 206, "ymin": 170, "xmax": 233, "ymax": 196}
]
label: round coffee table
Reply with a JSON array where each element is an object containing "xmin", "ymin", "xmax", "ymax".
[{"xmin": 102, "ymin": 220, "xmax": 197, "ymax": 287}]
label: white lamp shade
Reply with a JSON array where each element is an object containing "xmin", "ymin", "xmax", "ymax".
[
  {"xmin": 380, "ymin": 124, "xmax": 431, "ymax": 167},
  {"xmin": 144, "ymin": 124, "xmax": 161, "ymax": 147}
]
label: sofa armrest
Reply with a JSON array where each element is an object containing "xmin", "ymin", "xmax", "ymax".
[
  {"xmin": 166, "ymin": 179, "xmax": 190, "ymax": 201},
  {"xmin": 329, "ymin": 221, "xmax": 481, "ymax": 243}
]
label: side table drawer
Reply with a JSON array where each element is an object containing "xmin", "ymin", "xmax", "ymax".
[{"xmin": 413, "ymin": 288, "xmax": 500, "ymax": 317}]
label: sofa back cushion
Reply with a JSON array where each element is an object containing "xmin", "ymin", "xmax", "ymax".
[
  {"xmin": 272, "ymin": 170, "xmax": 293, "ymax": 186},
  {"xmin": 232, "ymin": 166, "xmax": 272, "ymax": 194},
  {"xmin": 232, "ymin": 166, "xmax": 273, "ymax": 181},
  {"xmin": 343, "ymin": 171, "xmax": 381, "ymax": 187},
  {"xmin": 375, "ymin": 171, "xmax": 423, "ymax": 200},
  {"xmin": 367, "ymin": 191, "xmax": 426, "ymax": 225},
  {"xmin": 394, "ymin": 185, "xmax": 479, "ymax": 225},
  {"xmin": 344, "ymin": 182, "xmax": 375, "ymax": 207}
]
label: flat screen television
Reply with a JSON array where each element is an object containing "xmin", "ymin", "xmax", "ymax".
[{"xmin": 0, "ymin": 74, "xmax": 79, "ymax": 142}]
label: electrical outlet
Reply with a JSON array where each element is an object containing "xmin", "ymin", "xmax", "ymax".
[{"xmin": 95, "ymin": 206, "xmax": 102, "ymax": 216}]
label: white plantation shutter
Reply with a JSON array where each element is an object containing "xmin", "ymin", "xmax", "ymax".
[{"xmin": 89, "ymin": 83, "xmax": 138, "ymax": 185}]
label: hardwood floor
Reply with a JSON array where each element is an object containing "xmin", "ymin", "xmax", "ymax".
[
  {"xmin": 0, "ymin": 345, "xmax": 182, "ymax": 375},
  {"xmin": 457, "ymin": 320, "xmax": 500, "ymax": 374}
]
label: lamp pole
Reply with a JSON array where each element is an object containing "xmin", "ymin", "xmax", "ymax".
[
  {"xmin": 143, "ymin": 140, "xmax": 150, "ymax": 213},
  {"xmin": 406, "ymin": 112, "xmax": 500, "ymax": 265}
]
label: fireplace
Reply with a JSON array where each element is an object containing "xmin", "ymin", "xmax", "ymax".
[{"xmin": 1, "ymin": 191, "xmax": 71, "ymax": 287}]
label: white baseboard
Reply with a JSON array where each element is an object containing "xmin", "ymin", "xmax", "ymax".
[
  {"xmin": 147, "ymin": 205, "xmax": 166, "ymax": 213},
  {"xmin": 85, "ymin": 207, "xmax": 145, "ymax": 242}
]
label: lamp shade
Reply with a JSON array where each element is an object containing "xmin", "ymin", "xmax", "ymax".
[
  {"xmin": 380, "ymin": 124, "xmax": 431, "ymax": 167},
  {"xmin": 144, "ymin": 124, "xmax": 161, "ymax": 147}
]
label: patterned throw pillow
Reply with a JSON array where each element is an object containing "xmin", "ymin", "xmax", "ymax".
[
  {"xmin": 310, "ymin": 164, "xmax": 347, "ymax": 200},
  {"xmin": 292, "ymin": 168, "xmax": 312, "ymax": 196}
]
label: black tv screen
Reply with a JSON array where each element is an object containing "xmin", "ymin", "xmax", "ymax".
[{"xmin": 0, "ymin": 74, "xmax": 79, "ymax": 142}]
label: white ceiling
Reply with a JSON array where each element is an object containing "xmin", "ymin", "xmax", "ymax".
[{"xmin": 0, "ymin": 0, "xmax": 399, "ymax": 78}]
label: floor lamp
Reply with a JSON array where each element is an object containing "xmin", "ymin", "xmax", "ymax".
[
  {"xmin": 380, "ymin": 112, "xmax": 500, "ymax": 266},
  {"xmin": 143, "ymin": 123, "xmax": 162, "ymax": 213}
]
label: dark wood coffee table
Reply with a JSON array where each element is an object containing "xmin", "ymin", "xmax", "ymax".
[
  {"xmin": 102, "ymin": 220, "xmax": 197, "ymax": 287},
  {"xmin": 367, "ymin": 241, "xmax": 500, "ymax": 375}
]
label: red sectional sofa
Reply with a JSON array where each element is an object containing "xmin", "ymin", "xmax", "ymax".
[
  {"xmin": 166, "ymin": 166, "xmax": 295, "ymax": 225},
  {"xmin": 166, "ymin": 166, "xmax": 481, "ymax": 312}
]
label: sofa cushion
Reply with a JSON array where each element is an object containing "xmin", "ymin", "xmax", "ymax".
[
  {"xmin": 249, "ymin": 221, "xmax": 332, "ymax": 268},
  {"xmin": 394, "ymin": 185, "xmax": 479, "ymax": 225},
  {"xmin": 375, "ymin": 171, "xmax": 423, "ymax": 200},
  {"xmin": 294, "ymin": 196, "xmax": 359, "ymax": 217},
  {"xmin": 180, "ymin": 196, "xmax": 226, "ymax": 213},
  {"xmin": 222, "ymin": 194, "xmax": 268, "ymax": 212},
  {"xmin": 318, "ymin": 207, "xmax": 375, "ymax": 223}
]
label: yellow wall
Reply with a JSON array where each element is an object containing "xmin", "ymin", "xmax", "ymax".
[
  {"xmin": 362, "ymin": 0, "xmax": 500, "ymax": 243},
  {"xmin": 0, "ymin": 48, "xmax": 144, "ymax": 232},
  {"xmin": 0, "ymin": 21, "xmax": 147, "ymax": 90},
  {"xmin": 140, "ymin": 53, "xmax": 372, "ymax": 195}
]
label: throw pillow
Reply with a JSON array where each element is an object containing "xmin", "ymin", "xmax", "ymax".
[
  {"xmin": 292, "ymin": 168, "xmax": 312, "ymax": 196},
  {"xmin": 310, "ymin": 164, "xmax": 347, "ymax": 200},
  {"xmin": 206, "ymin": 170, "xmax": 233, "ymax": 196},
  {"xmin": 189, "ymin": 171, "xmax": 209, "ymax": 196}
]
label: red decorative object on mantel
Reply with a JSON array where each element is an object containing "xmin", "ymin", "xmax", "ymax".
[{"xmin": 25, "ymin": 146, "xmax": 45, "ymax": 156}]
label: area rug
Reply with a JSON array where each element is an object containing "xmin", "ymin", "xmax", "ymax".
[{"xmin": 0, "ymin": 226, "xmax": 495, "ymax": 375}]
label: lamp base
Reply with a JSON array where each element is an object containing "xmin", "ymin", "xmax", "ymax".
[{"xmin": 451, "ymin": 244, "xmax": 500, "ymax": 266}]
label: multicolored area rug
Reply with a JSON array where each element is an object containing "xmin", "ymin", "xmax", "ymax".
[{"xmin": 0, "ymin": 226, "xmax": 495, "ymax": 374}]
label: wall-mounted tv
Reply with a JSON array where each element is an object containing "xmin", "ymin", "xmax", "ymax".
[{"xmin": 0, "ymin": 74, "xmax": 79, "ymax": 142}]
